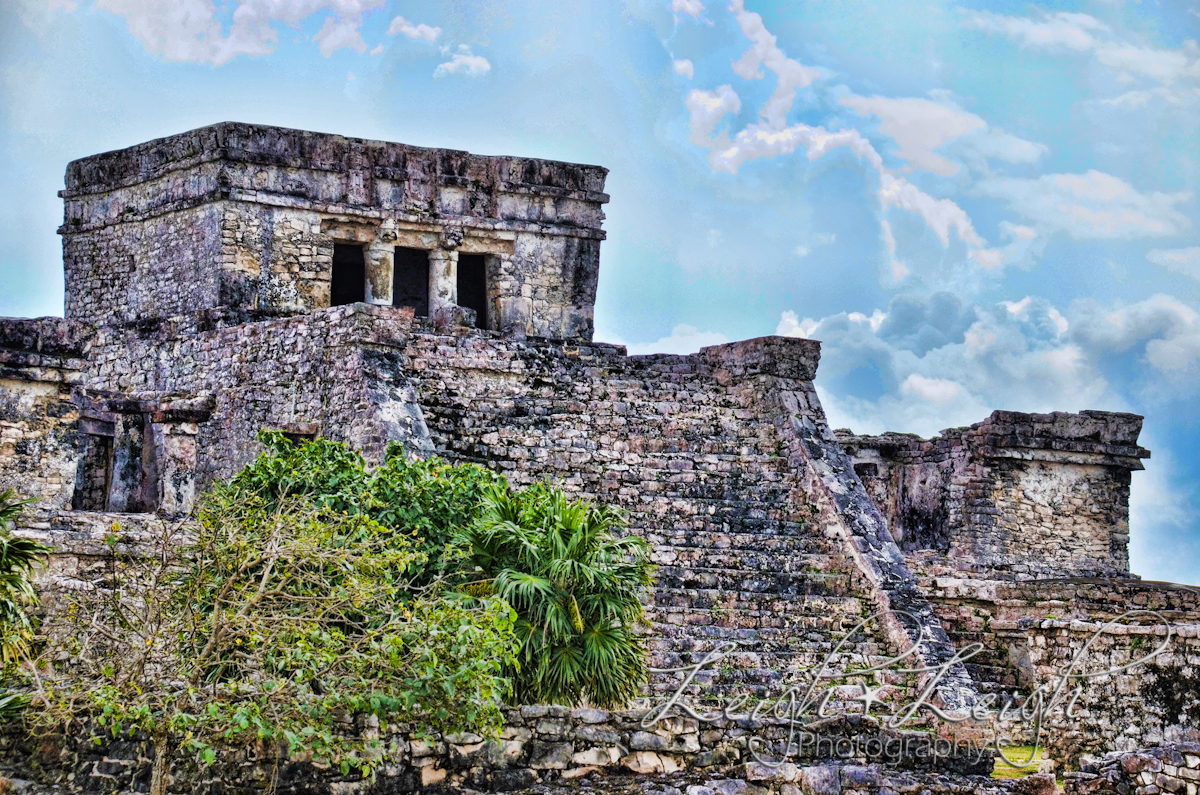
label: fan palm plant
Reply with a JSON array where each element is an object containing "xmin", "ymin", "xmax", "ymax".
[
  {"xmin": 0, "ymin": 488, "xmax": 49, "ymax": 668},
  {"xmin": 453, "ymin": 483, "xmax": 655, "ymax": 709}
]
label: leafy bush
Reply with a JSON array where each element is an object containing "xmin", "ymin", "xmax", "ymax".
[
  {"xmin": 231, "ymin": 434, "xmax": 656, "ymax": 709},
  {"xmin": 230, "ymin": 432, "xmax": 504, "ymax": 583},
  {"xmin": 0, "ymin": 488, "xmax": 49, "ymax": 671},
  {"xmin": 30, "ymin": 489, "xmax": 518, "ymax": 795},
  {"xmin": 453, "ymin": 483, "xmax": 655, "ymax": 709}
]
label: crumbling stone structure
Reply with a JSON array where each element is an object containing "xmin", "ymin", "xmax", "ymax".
[
  {"xmin": 1, "ymin": 123, "xmax": 1197, "ymax": 793},
  {"xmin": 836, "ymin": 411, "xmax": 1150, "ymax": 580}
]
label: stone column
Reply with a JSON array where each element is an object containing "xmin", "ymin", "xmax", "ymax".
[
  {"xmin": 428, "ymin": 248, "xmax": 457, "ymax": 317},
  {"xmin": 493, "ymin": 253, "xmax": 530, "ymax": 337}
]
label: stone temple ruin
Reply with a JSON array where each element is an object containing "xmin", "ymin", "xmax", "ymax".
[{"xmin": 2, "ymin": 122, "xmax": 1198, "ymax": 793}]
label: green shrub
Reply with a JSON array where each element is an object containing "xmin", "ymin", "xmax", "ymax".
[
  {"xmin": 31, "ymin": 491, "xmax": 518, "ymax": 795},
  {"xmin": 230, "ymin": 432, "xmax": 504, "ymax": 583},
  {"xmin": 0, "ymin": 488, "xmax": 49, "ymax": 671}
]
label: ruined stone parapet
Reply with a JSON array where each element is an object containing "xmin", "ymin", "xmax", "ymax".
[
  {"xmin": 60, "ymin": 122, "xmax": 609, "ymax": 339},
  {"xmin": 837, "ymin": 409, "xmax": 1150, "ymax": 580},
  {"xmin": 0, "ymin": 317, "xmax": 92, "ymax": 515}
]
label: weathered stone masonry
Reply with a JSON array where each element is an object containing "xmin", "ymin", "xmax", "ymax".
[
  {"xmin": 61, "ymin": 122, "xmax": 607, "ymax": 339},
  {"xmin": 1, "ymin": 123, "xmax": 1197, "ymax": 792}
]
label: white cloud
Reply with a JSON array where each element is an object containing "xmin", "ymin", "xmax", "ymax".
[
  {"xmin": 784, "ymin": 292, "xmax": 1157, "ymax": 439},
  {"xmin": 1003, "ymin": 223, "xmax": 1037, "ymax": 241},
  {"xmin": 673, "ymin": 59, "xmax": 695, "ymax": 78},
  {"xmin": 686, "ymin": 85, "xmax": 741, "ymax": 144},
  {"xmin": 1049, "ymin": 308, "xmax": 1070, "ymax": 335},
  {"xmin": 839, "ymin": 95, "xmax": 985, "ymax": 176},
  {"xmin": 966, "ymin": 128, "xmax": 1048, "ymax": 164},
  {"xmin": 387, "ymin": 15, "xmax": 440, "ymax": 43},
  {"xmin": 902, "ymin": 374, "xmax": 962, "ymax": 403},
  {"xmin": 1101, "ymin": 87, "xmax": 1178, "ymax": 108},
  {"xmin": 839, "ymin": 93, "xmax": 1048, "ymax": 177},
  {"xmin": 881, "ymin": 219, "xmax": 908, "ymax": 280},
  {"xmin": 434, "ymin": 46, "xmax": 490, "ymax": 78},
  {"xmin": 1147, "ymin": 247, "xmax": 1200, "ymax": 280},
  {"xmin": 314, "ymin": 14, "xmax": 370, "ymax": 56},
  {"xmin": 707, "ymin": 121, "xmax": 882, "ymax": 173},
  {"xmin": 94, "ymin": 0, "xmax": 386, "ymax": 64},
  {"xmin": 1095, "ymin": 42, "xmax": 1190, "ymax": 83},
  {"xmin": 626, "ymin": 324, "xmax": 728, "ymax": 355},
  {"xmin": 681, "ymin": 7, "xmax": 993, "ymax": 268},
  {"xmin": 728, "ymin": 0, "xmax": 821, "ymax": 128},
  {"xmin": 671, "ymin": 0, "xmax": 706, "ymax": 21},
  {"xmin": 793, "ymin": 245, "xmax": 810, "ymax": 258},
  {"xmin": 963, "ymin": 10, "xmax": 1108, "ymax": 51},
  {"xmin": 1003, "ymin": 296, "xmax": 1032, "ymax": 315},
  {"xmin": 969, "ymin": 248, "xmax": 1005, "ymax": 269},
  {"xmin": 1071, "ymin": 294, "xmax": 1200, "ymax": 370},
  {"xmin": 776, "ymin": 310, "xmax": 819, "ymax": 338},
  {"xmin": 964, "ymin": 9, "xmax": 1200, "ymax": 107},
  {"xmin": 978, "ymin": 170, "xmax": 1191, "ymax": 239},
  {"xmin": 848, "ymin": 309, "xmax": 887, "ymax": 332},
  {"xmin": 879, "ymin": 171, "xmax": 985, "ymax": 248}
]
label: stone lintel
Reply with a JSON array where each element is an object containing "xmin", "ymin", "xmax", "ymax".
[{"xmin": 74, "ymin": 389, "xmax": 216, "ymax": 424}]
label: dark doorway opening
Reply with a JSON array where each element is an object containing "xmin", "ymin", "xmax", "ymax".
[
  {"xmin": 393, "ymin": 247, "xmax": 430, "ymax": 317},
  {"xmin": 457, "ymin": 254, "xmax": 488, "ymax": 329},
  {"xmin": 331, "ymin": 243, "xmax": 366, "ymax": 306},
  {"xmin": 73, "ymin": 425, "xmax": 114, "ymax": 512}
]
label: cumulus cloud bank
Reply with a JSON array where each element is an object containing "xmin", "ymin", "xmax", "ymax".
[
  {"xmin": 978, "ymin": 171, "xmax": 1191, "ymax": 239},
  {"xmin": 781, "ymin": 291, "xmax": 1200, "ymax": 438}
]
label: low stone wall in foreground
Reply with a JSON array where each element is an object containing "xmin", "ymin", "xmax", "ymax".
[
  {"xmin": 1064, "ymin": 743, "xmax": 1200, "ymax": 794},
  {"xmin": 0, "ymin": 707, "xmax": 993, "ymax": 794}
]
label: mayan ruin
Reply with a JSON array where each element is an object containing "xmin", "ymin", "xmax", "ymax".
[{"xmin": 1, "ymin": 122, "xmax": 1198, "ymax": 794}]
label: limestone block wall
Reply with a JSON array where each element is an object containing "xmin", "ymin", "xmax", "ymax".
[
  {"xmin": 62, "ymin": 202, "xmax": 224, "ymax": 327},
  {"xmin": 837, "ymin": 410, "xmax": 1150, "ymax": 579},
  {"xmin": 85, "ymin": 304, "xmax": 433, "ymax": 489},
  {"xmin": 60, "ymin": 122, "xmax": 609, "ymax": 339},
  {"xmin": 0, "ymin": 318, "xmax": 90, "ymax": 517},
  {"xmin": 914, "ymin": 574, "xmax": 1200, "ymax": 766}
]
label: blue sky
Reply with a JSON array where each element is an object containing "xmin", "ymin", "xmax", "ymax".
[{"xmin": 3, "ymin": 0, "xmax": 1199, "ymax": 583}]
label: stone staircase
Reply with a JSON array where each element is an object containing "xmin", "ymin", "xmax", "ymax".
[{"xmin": 406, "ymin": 335, "xmax": 937, "ymax": 715}]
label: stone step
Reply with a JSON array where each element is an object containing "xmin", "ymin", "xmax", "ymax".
[
  {"xmin": 649, "ymin": 596, "xmax": 863, "ymax": 621},
  {"xmin": 643, "ymin": 527, "xmax": 836, "ymax": 553},
  {"xmin": 648, "ymin": 547, "xmax": 840, "ymax": 573},
  {"xmin": 655, "ymin": 565, "xmax": 851, "ymax": 596}
]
